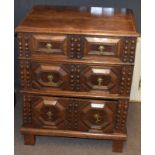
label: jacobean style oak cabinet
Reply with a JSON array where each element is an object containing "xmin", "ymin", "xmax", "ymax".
[{"xmin": 15, "ymin": 6, "xmax": 139, "ymax": 153}]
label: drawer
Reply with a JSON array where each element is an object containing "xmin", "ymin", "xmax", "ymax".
[
  {"xmin": 20, "ymin": 33, "xmax": 136, "ymax": 63},
  {"xmin": 30, "ymin": 61, "xmax": 133, "ymax": 96},
  {"xmin": 31, "ymin": 34, "xmax": 68, "ymax": 57},
  {"xmin": 30, "ymin": 96, "xmax": 118, "ymax": 133}
]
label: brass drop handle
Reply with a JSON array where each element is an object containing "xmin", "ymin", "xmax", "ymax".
[
  {"xmin": 94, "ymin": 113, "xmax": 101, "ymax": 123},
  {"xmin": 98, "ymin": 45, "xmax": 105, "ymax": 55},
  {"xmin": 48, "ymin": 74, "xmax": 54, "ymax": 84},
  {"xmin": 46, "ymin": 43, "xmax": 52, "ymax": 50},
  {"xmin": 97, "ymin": 77, "xmax": 103, "ymax": 86},
  {"xmin": 47, "ymin": 110, "xmax": 53, "ymax": 120}
]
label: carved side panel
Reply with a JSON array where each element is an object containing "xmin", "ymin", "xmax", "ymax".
[
  {"xmin": 23, "ymin": 95, "xmax": 32, "ymax": 125},
  {"xmin": 115, "ymin": 100, "xmax": 129, "ymax": 133},
  {"xmin": 122, "ymin": 38, "xmax": 137, "ymax": 63},
  {"xmin": 120, "ymin": 66, "xmax": 133, "ymax": 95},
  {"xmin": 17, "ymin": 33, "xmax": 31, "ymax": 58},
  {"xmin": 19, "ymin": 60, "xmax": 31, "ymax": 89},
  {"xmin": 68, "ymin": 35, "xmax": 84, "ymax": 59}
]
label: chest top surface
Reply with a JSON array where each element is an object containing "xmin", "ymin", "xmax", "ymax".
[{"xmin": 15, "ymin": 5, "xmax": 139, "ymax": 37}]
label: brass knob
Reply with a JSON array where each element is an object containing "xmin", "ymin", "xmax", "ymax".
[
  {"xmin": 94, "ymin": 113, "xmax": 101, "ymax": 123},
  {"xmin": 97, "ymin": 78, "xmax": 103, "ymax": 86},
  {"xmin": 46, "ymin": 43, "xmax": 52, "ymax": 49}
]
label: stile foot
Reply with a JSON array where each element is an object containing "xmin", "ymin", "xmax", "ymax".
[
  {"xmin": 24, "ymin": 134, "xmax": 35, "ymax": 145},
  {"xmin": 112, "ymin": 140, "xmax": 124, "ymax": 153}
]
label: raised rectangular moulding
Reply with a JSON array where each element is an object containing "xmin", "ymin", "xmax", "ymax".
[
  {"xmin": 31, "ymin": 34, "xmax": 68, "ymax": 56},
  {"xmin": 84, "ymin": 37, "xmax": 121, "ymax": 56},
  {"xmin": 83, "ymin": 36, "xmax": 137, "ymax": 63}
]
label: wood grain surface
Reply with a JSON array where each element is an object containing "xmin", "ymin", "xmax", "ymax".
[{"xmin": 16, "ymin": 5, "xmax": 139, "ymax": 36}]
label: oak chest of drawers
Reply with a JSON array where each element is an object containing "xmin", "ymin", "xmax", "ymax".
[{"xmin": 15, "ymin": 6, "xmax": 139, "ymax": 153}]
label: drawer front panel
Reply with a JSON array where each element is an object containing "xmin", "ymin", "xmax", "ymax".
[
  {"xmin": 29, "ymin": 96, "xmax": 118, "ymax": 133},
  {"xmin": 80, "ymin": 65, "xmax": 121, "ymax": 93},
  {"xmin": 31, "ymin": 62, "xmax": 71, "ymax": 91},
  {"xmin": 80, "ymin": 65, "xmax": 133, "ymax": 95},
  {"xmin": 30, "ymin": 61, "xmax": 133, "ymax": 96},
  {"xmin": 31, "ymin": 34, "xmax": 68, "ymax": 57}
]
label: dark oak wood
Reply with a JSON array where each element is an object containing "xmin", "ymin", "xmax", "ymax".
[{"xmin": 15, "ymin": 5, "xmax": 139, "ymax": 153}]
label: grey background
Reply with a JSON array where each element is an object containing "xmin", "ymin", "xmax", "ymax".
[{"xmin": 14, "ymin": 0, "xmax": 141, "ymax": 89}]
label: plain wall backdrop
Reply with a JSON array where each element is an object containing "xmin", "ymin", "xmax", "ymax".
[{"xmin": 14, "ymin": 0, "xmax": 141, "ymax": 89}]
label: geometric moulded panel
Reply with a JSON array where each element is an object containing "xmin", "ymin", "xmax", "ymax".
[{"xmin": 32, "ymin": 96, "xmax": 66, "ymax": 129}]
